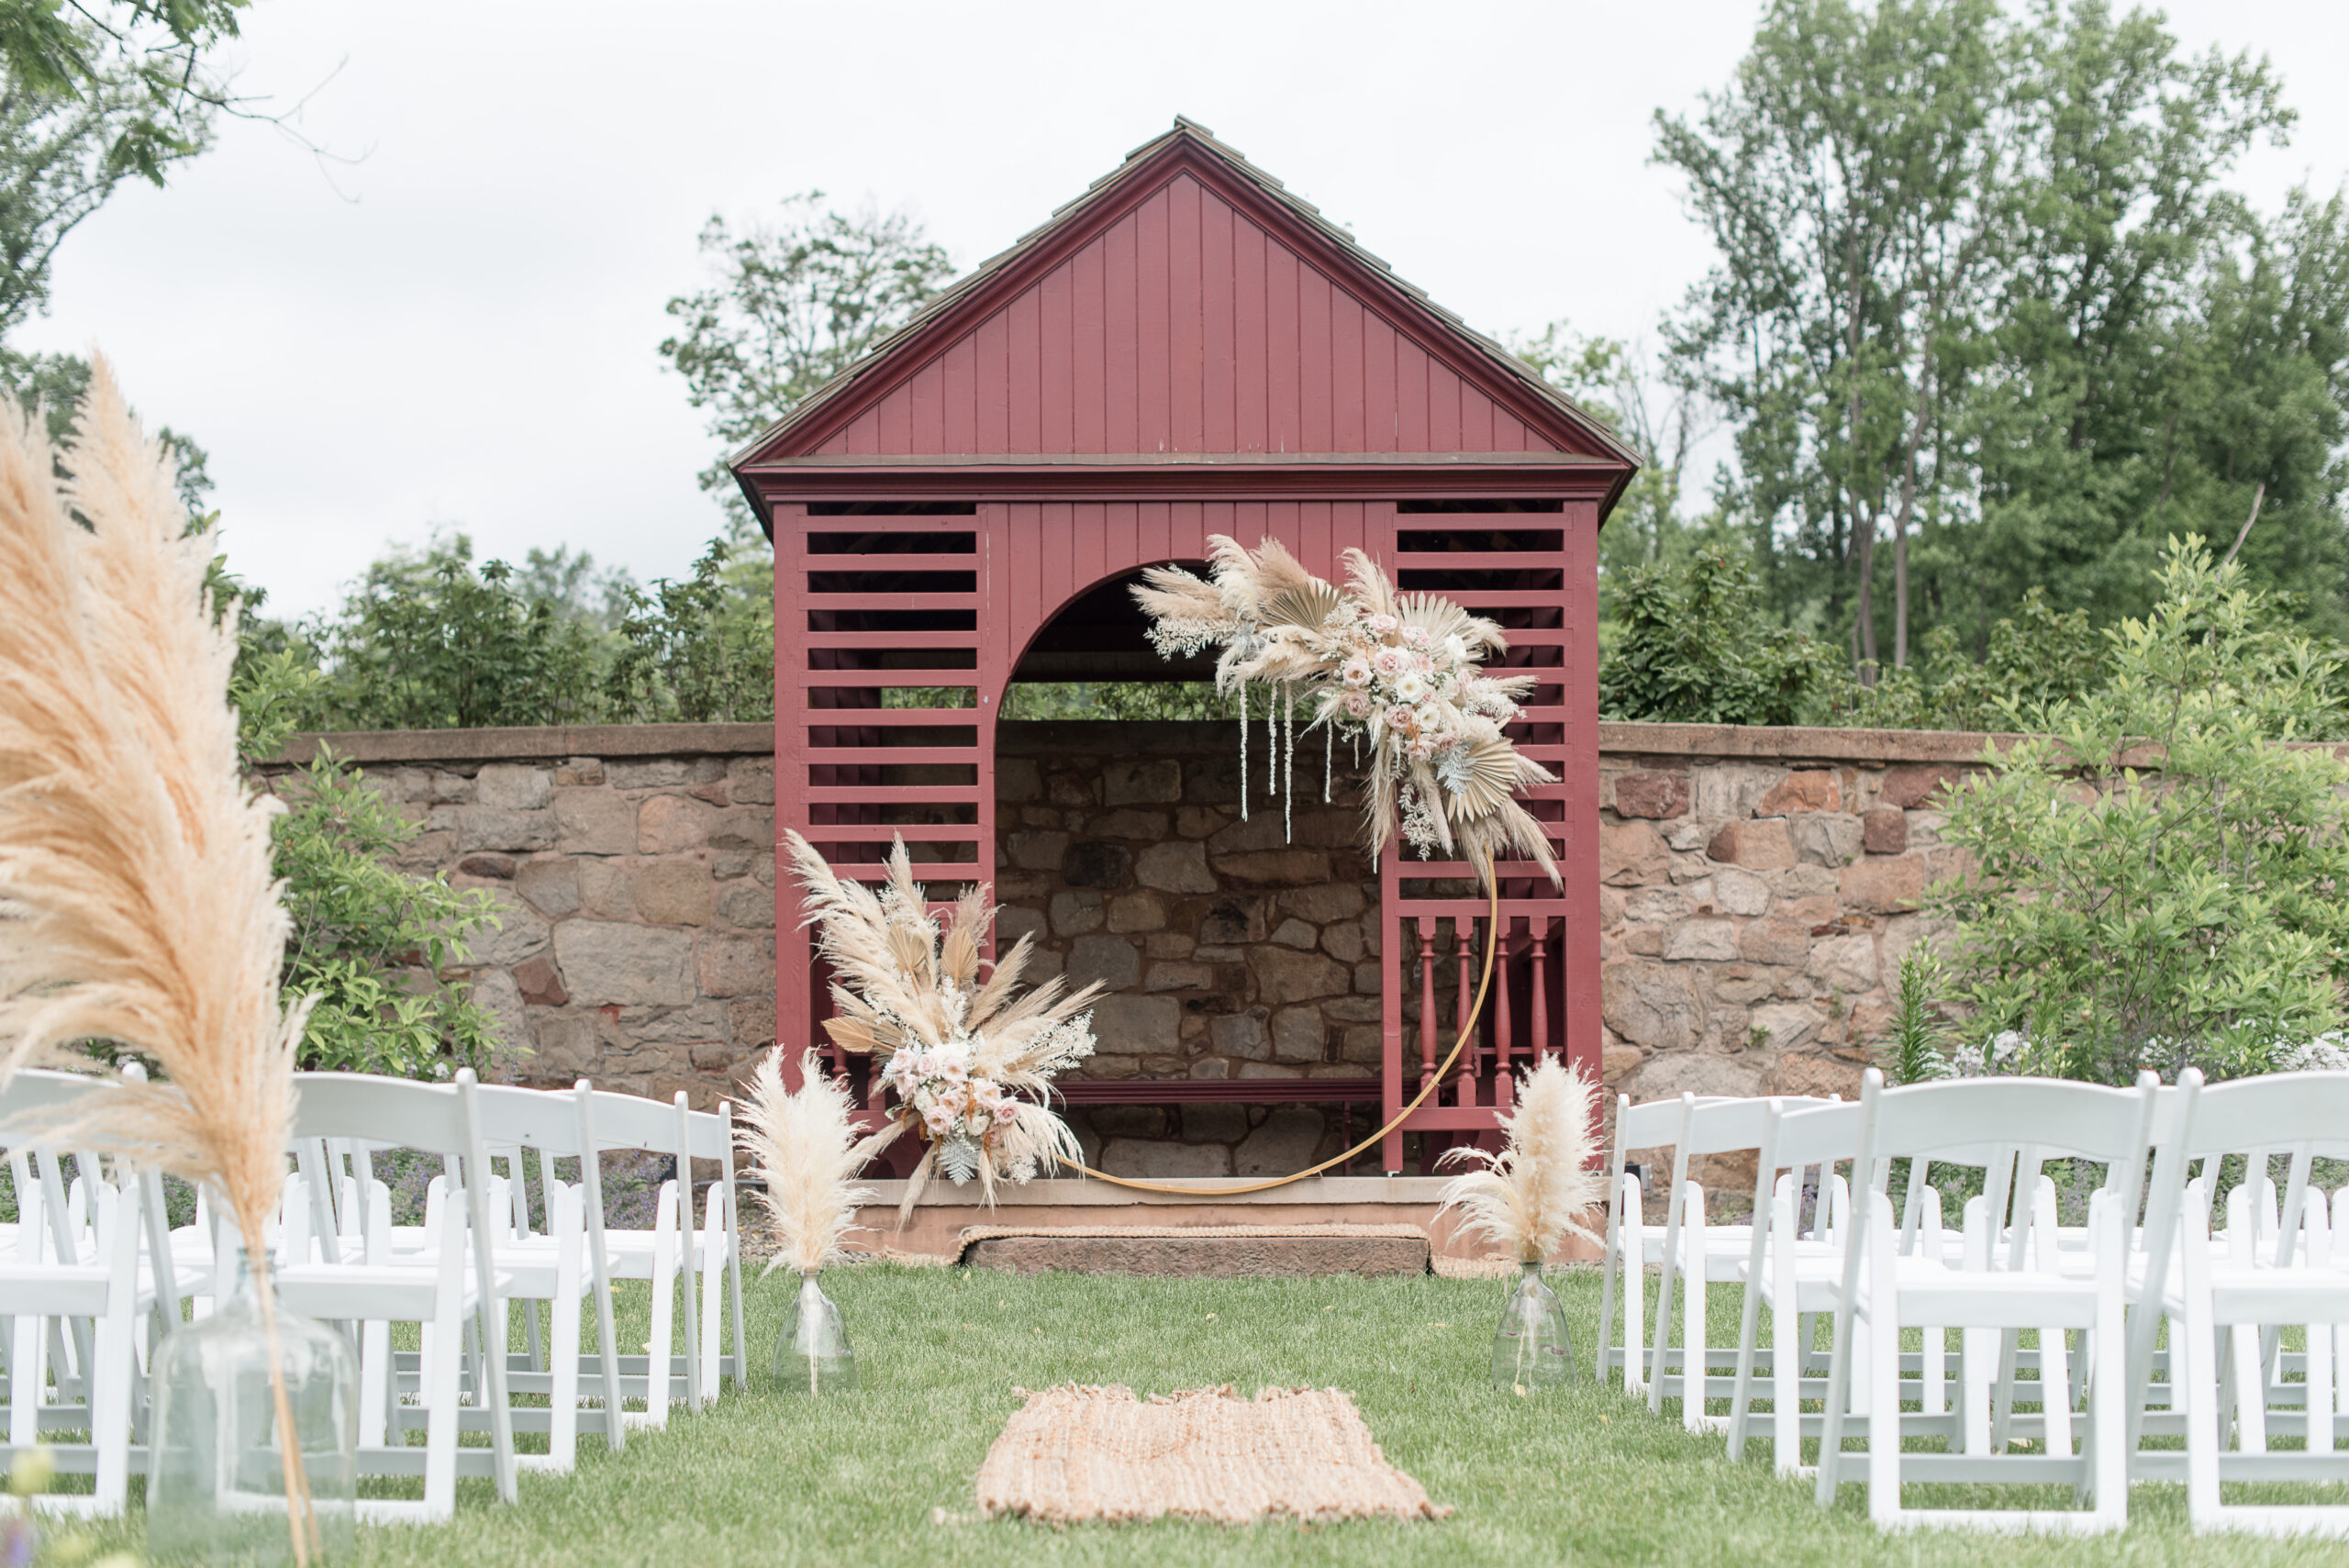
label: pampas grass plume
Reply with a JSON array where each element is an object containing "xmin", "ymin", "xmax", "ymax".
[
  {"xmin": 0, "ymin": 358, "xmax": 320, "ymax": 1559},
  {"xmin": 1435, "ymin": 1056, "xmax": 1603, "ymax": 1264},
  {"xmin": 737, "ymin": 1047, "xmax": 886, "ymax": 1273}
]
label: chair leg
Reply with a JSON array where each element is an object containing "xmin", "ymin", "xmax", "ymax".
[
  {"xmin": 1774, "ymin": 1290, "xmax": 1800, "ymax": 1474},
  {"xmin": 547, "ymin": 1193, "xmax": 584, "ymax": 1471},
  {"xmin": 1867, "ymin": 1306, "xmax": 1902, "ymax": 1528},
  {"xmin": 422, "ymin": 1293, "xmax": 464, "ymax": 1522},
  {"xmin": 2041, "ymin": 1327, "xmax": 2074, "ymax": 1456},
  {"xmin": 640, "ymin": 1183, "xmax": 678, "ymax": 1429}
]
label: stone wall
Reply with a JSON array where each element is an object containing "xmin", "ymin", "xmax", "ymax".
[
  {"xmin": 266, "ymin": 725, "xmax": 781, "ymax": 1109},
  {"xmin": 275, "ymin": 721, "xmax": 1997, "ymax": 1153},
  {"xmin": 1596, "ymin": 727, "xmax": 1985, "ymax": 1112}
]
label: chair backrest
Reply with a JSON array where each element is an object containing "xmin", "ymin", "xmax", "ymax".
[
  {"xmin": 1614, "ymin": 1094, "xmax": 1728, "ymax": 1156},
  {"xmin": 1857, "ymin": 1072, "xmax": 2155, "ymax": 1170},
  {"xmin": 1683, "ymin": 1095, "xmax": 1832, "ymax": 1159},
  {"xmin": 1765, "ymin": 1099, "xmax": 1865, "ymax": 1175},
  {"xmin": 2165, "ymin": 1069, "xmax": 2349, "ymax": 1162},
  {"xmin": 472, "ymin": 1081, "xmax": 595, "ymax": 1160},
  {"xmin": 584, "ymin": 1087, "xmax": 686, "ymax": 1159},
  {"xmin": 293, "ymin": 1072, "xmax": 481, "ymax": 1160},
  {"xmin": 0, "ymin": 1065, "xmax": 118, "ymax": 1122}
]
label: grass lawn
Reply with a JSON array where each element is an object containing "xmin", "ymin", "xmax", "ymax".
[{"xmin": 51, "ymin": 1263, "xmax": 2349, "ymax": 1566}]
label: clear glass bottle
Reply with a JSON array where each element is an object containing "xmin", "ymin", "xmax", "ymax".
[
  {"xmin": 774, "ymin": 1270, "xmax": 856, "ymax": 1395},
  {"xmin": 1491, "ymin": 1260, "xmax": 1574, "ymax": 1394},
  {"xmin": 147, "ymin": 1248, "xmax": 359, "ymax": 1564}
]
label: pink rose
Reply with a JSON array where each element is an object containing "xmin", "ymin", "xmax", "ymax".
[
  {"xmin": 1341, "ymin": 689, "xmax": 1373, "ymax": 719},
  {"xmin": 1365, "ymin": 613, "xmax": 1398, "ymax": 637},
  {"xmin": 1372, "ymin": 647, "xmax": 1409, "ymax": 680},
  {"xmin": 1402, "ymin": 626, "xmax": 1432, "ymax": 649},
  {"xmin": 1386, "ymin": 705, "xmax": 1420, "ymax": 735},
  {"xmin": 1341, "ymin": 658, "xmax": 1372, "ymax": 688}
]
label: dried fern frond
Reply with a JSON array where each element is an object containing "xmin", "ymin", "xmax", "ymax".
[
  {"xmin": 735, "ymin": 1047, "xmax": 897, "ymax": 1273},
  {"xmin": 1434, "ymin": 1056, "xmax": 1603, "ymax": 1263}
]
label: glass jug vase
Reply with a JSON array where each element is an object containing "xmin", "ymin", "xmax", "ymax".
[
  {"xmin": 774, "ymin": 1270, "xmax": 856, "ymax": 1395},
  {"xmin": 147, "ymin": 1248, "xmax": 359, "ymax": 1563},
  {"xmin": 1491, "ymin": 1260, "xmax": 1575, "ymax": 1394}
]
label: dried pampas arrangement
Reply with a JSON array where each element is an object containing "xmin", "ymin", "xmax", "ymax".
[
  {"xmin": 736, "ymin": 1047, "xmax": 892, "ymax": 1273},
  {"xmin": 784, "ymin": 830, "xmax": 1102, "ymax": 1219},
  {"xmin": 0, "ymin": 360, "xmax": 320, "ymax": 1558},
  {"xmin": 1434, "ymin": 1055, "xmax": 1604, "ymax": 1263},
  {"xmin": 1132, "ymin": 536, "xmax": 1559, "ymax": 894}
]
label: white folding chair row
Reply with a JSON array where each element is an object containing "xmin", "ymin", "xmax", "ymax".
[
  {"xmin": 276, "ymin": 1070, "xmax": 517, "ymax": 1526},
  {"xmin": 0, "ymin": 1068, "xmax": 150, "ymax": 1518},
  {"xmin": 1598, "ymin": 1093, "xmax": 1731, "ymax": 1395},
  {"xmin": 1807, "ymin": 1072, "xmax": 2167, "ymax": 1533},
  {"xmin": 2123, "ymin": 1069, "xmax": 2349, "ymax": 1538},
  {"xmin": 1645, "ymin": 1094, "xmax": 1839, "ymax": 1427}
]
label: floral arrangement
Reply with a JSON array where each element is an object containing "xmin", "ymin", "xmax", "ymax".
[
  {"xmin": 784, "ymin": 831, "xmax": 1102, "ymax": 1218},
  {"xmin": 1132, "ymin": 536, "xmax": 1559, "ymax": 890}
]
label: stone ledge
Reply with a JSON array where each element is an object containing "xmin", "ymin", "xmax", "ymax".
[
  {"xmin": 961, "ymin": 1227, "xmax": 1431, "ymax": 1277},
  {"xmin": 270, "ymin": 722, "xmax": 774, "ymax": 767},
  {"xmin": 1597, "ymin": 722, "xmax": 2019, "ymax": 764},
  {"xmin": 868, "ymin": 1175, "xmax": 1452, "ymax": 1207}
]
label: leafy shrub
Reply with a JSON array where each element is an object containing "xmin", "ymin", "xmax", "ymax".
[
  {"xmin": 1933, "ymin": 537, "xmax": 2349, "ymax": 1084},
  {"xmin": 1838, "ymin": 589, "xmax": 2103, "ymax": 732},
  {"xmin": 307, "ymin": 536, "xmax": 609, "ymax": 730},
  {"xmin": 1599, "ymin": 546, "xmax": 1843, "ymax": 726},
  {"xmin": 228, "ymin": 630, "xmax": 504, "ymax": 1080},
  {"xmin": 605, "ymin": 539, "xmax": 774, "ymax": 723}
]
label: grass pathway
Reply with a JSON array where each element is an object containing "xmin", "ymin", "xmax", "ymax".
[{"xmin": 60, "ymin": 1264, "xmax": 2349, "ymax": 1565}]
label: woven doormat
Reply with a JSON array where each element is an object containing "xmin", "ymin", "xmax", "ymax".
[{"xmin": 974, "ymin": 1383, "xmax": 1449, "ymax": 1525}]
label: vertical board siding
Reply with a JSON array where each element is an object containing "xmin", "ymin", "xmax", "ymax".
[{"xmin": 832, "ymin": 174, "xmax": 1571, "ymax": 459}]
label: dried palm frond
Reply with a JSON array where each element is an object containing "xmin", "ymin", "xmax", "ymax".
[
  {"xmin": 1433, "ymin": 1056, "xmax": 1604, "ymax": 1264},
  {"xmin": 1131, "ymin": 533, "xmax": 1561, "ymax": 895},
  {"xmin": 784, "ymin": 830, "xmax": 1103, "ymax": 1221},
  {"xmin": 734, "ymin": 1047, "xmax": 897, "ymax": 1273},
  {"xmin": 0, "ymin": 360, "xmax": 322, "ymax": 1561}
]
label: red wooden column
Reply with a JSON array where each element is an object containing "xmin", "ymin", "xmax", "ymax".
[{"xmin": 1559, "ymin": 500, "xmax": 1604, "ymax": 1095}]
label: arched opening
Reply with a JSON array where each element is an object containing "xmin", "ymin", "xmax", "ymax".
[{"xmin": 987, "ymin": 563, "xmax": 1394, "ymax": 1176}]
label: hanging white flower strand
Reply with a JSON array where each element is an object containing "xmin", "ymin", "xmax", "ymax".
[{"xmin": 1132, "ymin": 536, "xmax": 1563, "ymax": 893}]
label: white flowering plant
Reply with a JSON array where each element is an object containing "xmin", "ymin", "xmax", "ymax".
[
  {"xmin": 1132, "ymin": 536, "xmax": 1560, "ymax": 890},
  {"xmin": 784, "ymin": 832, "xmax": 1103, "ymax": 1217}
]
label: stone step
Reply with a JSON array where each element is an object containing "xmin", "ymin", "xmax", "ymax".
[{"xmin": 955, "ymin": 1222, "xmax": 1430, "ymax": 1277}]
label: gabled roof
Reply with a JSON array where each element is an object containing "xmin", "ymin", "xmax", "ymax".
[{"xmin": 731, "ymin": 117, "xmax": 1639, "ymax": 523}]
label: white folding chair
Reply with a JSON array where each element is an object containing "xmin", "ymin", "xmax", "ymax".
[
  {"xmin": 471, "ymin": 1081, "xmax": 626, "ymax": 1471},
  {"xmin": 580, "ymin": 1089, "xmax": 701, "ymax": 1427},
  {"xmin": 676, "ymin": 1095, "xmax": 748, "ymax": 1400},
  {"xmin": 275, "ymin": 1070, "xmax": 516, "ymax": 1524},
  {"xmin": 0, "ymin": 1069, "xmax": 145, "ymax": 1518},
  {"xmin": 1597, "ymin": 1094, "xmax": 1725, "ymax": 1394},
  {"xmin": 2128, "ymin": 1069, "xmax": 2349, "ymax": 1536},
  {"xmin": 1647, "ymin": 1094, "xmax": 1836, "ymax": 1429},
  {"xmin": 1727, "ymin": 1098, "xmax": 1864, "ymax": 1473},
  {"xmin": 1814, "ymin": 1071, "xmax": 2165, "ymax": 1533}
]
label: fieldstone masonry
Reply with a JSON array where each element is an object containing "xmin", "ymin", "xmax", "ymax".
[{"xmin": 272, "ymin": 720, "xmax": 1998, "ymax": 1170}]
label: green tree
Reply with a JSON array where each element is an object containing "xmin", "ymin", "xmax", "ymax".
[
  {"xmin": 1933, "ymin": 537, "xmax": 2349, "ymax": 1084},
  {"xmin": 1657, "ymin": 0, "xmax": 2004, "ymax": 673},
  {"xmin": 1598, "ymin": 546, "xmax": 1845, "ymax": 725},
  {"xmin": 1660, "ymin": 0, "xmax": 2349, "ymax": 665},
  {"xmin": 605, "ymin": 539, "xmax": 773, "ymax": 723},
  {"xmin": 660, "ymin": 193, "xmax": 955, "ymax": 524},
  {"xmin": 214, "ymin": 546, "xmax": 507, "ymax": 1080},
  {"xmin": 1515, "ymin": 323, "xmax": 1718, "ymax": 587},
  {"xmin": 308, "ymin": 534, "xmax": 610, "ymax": 730}
]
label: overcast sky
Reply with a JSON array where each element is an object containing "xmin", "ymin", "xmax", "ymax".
[{"xmin": 14, "ymin": 0, "xmax": 2346, "ymax": 620}]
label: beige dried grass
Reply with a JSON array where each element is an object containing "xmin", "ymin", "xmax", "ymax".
[
  {"xmin": 1433, "ymin": 1055, "xmax": 1604, "ymax": 1263},
  {"xmin": 0, "ymin": 359, "xmax": 319, "ymax": 1559},
  {"xmin": 735, "ymin": 1047, "xmax": 891, "ymax": 1273}
]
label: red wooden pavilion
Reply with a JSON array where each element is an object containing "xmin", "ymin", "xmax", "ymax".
[{"xmin": 734, "ymin": 119, "xmax": 1637, "ymax": 1172}]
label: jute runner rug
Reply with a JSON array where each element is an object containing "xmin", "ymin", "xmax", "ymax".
[{"xmin": 974, "ymin": 1383, "xmax": 1448, "ymax": 1525}]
